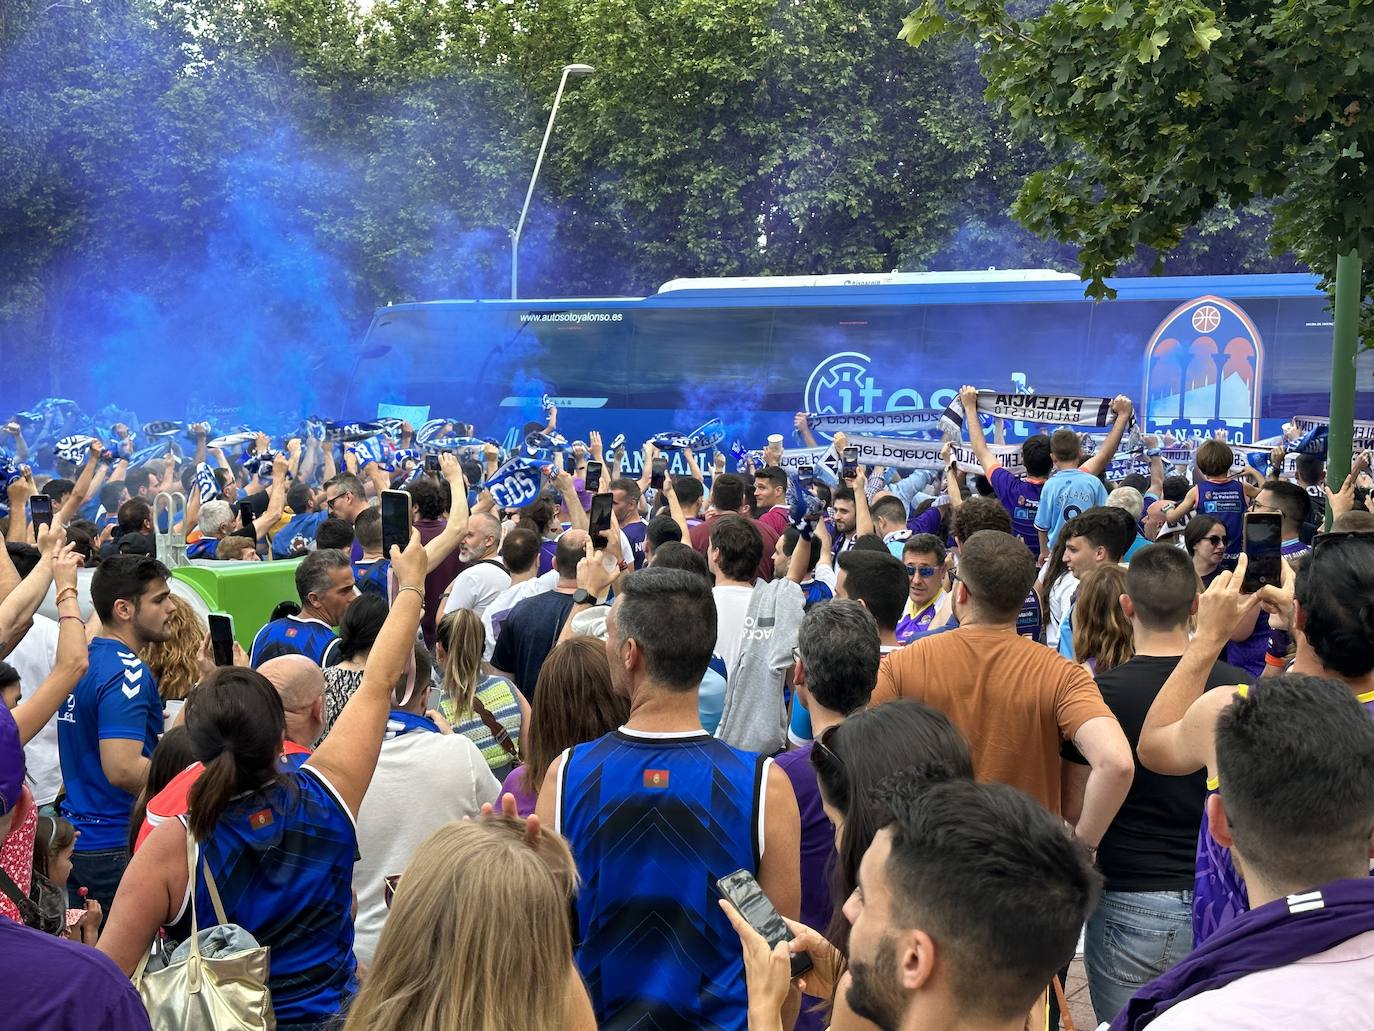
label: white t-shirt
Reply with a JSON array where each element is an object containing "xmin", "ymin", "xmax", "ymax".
[
  {"xmin": 482, "ymin": 571, "xmax": 558, "ymax": 661},
  {"xmin": 352, "ymin": 725, "xmax": 500, "ymax": 964},
  {"xmin": 442, "ymin": 560, "xmax": 512, "ymax": 619},
  {"xmin": 1045, "ymin": 572, "xmax": 1078, "ymax": 648},
  {"xmin": 1146, "ymin": 929, "xmax": 1374, "ymax": 1030},
  {"xmin": 8, "ymin": 615, "xmax": 62, "ymax": 805},
  {"xmin": 712, "ymin": 585, "xmax": 756, "ymax": 674}
]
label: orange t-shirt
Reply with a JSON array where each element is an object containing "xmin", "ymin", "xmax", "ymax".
[{"xmin": 872, "ymin": 626, "xmax": 1113, "ymax": 815}]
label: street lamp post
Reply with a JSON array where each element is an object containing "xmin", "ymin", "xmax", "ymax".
[{"xmin": 510, "ymin": 63, "xmax": 595, "ymax": 300}]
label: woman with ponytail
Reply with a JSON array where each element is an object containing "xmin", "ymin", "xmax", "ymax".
[{"xmin": 98, "ymin": 532, "xmax": 433, "ymax": 1031}]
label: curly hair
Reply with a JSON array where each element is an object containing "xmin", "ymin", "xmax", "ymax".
[{"xmin": 141, "ymin": 594, "xmax": 206, "ymax": 702}]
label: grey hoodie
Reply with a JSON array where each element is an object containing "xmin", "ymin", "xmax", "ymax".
[{"xmin": 713, "ymin": 578, "xmax": 805, "ymax": 754}]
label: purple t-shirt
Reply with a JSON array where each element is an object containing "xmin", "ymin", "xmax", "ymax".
[
  {"xmin": 990, "ymin": 467, "xmax": 1044, "ymax": 555},
  {"xmin": 774, "ymin": 743, "xmax": 832, "ymax": 1031},
  {"xmin": 536, "ymin": 537, "xmax": 559, "ymax": 576},
  {"xmin": 907, "ymin": 505, "xmax": 943, "ymax": 537},
  {"xmin": 499, "ymin": 764, "xmax": 539, "ymax": 818},
  {"xmin": 622, "ymin": 519, "xmax": 648, "ymax": 569},
  {"xmin": 0, "ymin": 914, "xmax": 153, "ymax": 1029}
]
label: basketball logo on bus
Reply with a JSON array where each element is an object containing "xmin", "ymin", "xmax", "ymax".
[
  {"xmin": 1191, "ymin": 305, "xmax": 1222, "ymax": 333},
  {"xmin": 1142, "ymin": 295, "xmax": 1263, "ymax": 441}
]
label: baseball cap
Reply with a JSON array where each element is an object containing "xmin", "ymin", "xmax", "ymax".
[{"xmin": 0, "ymin": 705, "xmax": 24, "ymax": 817}]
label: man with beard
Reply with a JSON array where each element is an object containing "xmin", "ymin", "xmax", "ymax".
[
  {"xmin": 724, "ymin": 771, "xmax": 1098, "ymax": 1031},
  {"xmin": 57, "ymin": 554, "xmax": 177, "ymax": 913},
  {"xmin": 440, "ymin": 512, "xmax": 509, "ymax": 618}
]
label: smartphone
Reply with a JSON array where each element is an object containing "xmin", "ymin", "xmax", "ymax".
[
  {"xmin": 842, "ymin": 446, "xmax": 859, "ymax": 479},
  {"xmin": 798, "ymin": 464, "xmax": 815, "ymax": 485},
  {"xmin": 208, "ymin": 613, "xmax": 236, "ymax": 667},
  {"xmin": 30, "ymin": 495, "xmax": 53, "ymax": 533},
  {"xmin": 237, "ymin": 501, "xmax": 255, "ymax": 535},
  {"xmin": 650, "ymin": 456, "xmax": 668, "ymax": 491},
  {"xmin": 716, "ymin": 869, "xmax": 812, "ymax": 978},
  {"xmin": 424, "ymin": 453, "xmax": 440, "ymax": 476},
  {"xmin": 589, "ymin": 492, "xmax": 614, "ymax": 551},
  {"xmin": 585, "ymin": 460, "xmax": 603, "ymax": 494},
  {"xmin": 381, "ymin": 489, "xmax": 412, "ymax": 557},
  {"xmin": 1242, "ymin": 511, "xmax": 1283, "ymax": 593}
]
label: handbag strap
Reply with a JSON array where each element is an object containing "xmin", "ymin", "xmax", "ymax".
[
  {"xmin": 470, "ymin": 691, "xmax": 521, "ymax": 762},
  {"xmin": 1052, "ymin": 973, "xmax": 1077, "ymax": 1031},
  {"xmin": 0, "ymin": 864, "xmax": 39, "ymax": 927}
]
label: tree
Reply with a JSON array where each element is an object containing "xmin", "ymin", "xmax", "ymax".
[{"xmin": 896, "ymin": 0, "xmax": 1371, "ymax": 308}]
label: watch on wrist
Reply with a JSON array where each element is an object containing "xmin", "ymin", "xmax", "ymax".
[{"xmin": 572, "ymin": 588, "xmax": 594, "ymax": 606}]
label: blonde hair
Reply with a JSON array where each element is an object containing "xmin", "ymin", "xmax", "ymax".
[
  {"xmin": 141, "ymin": 595, "xmax": 206, "ymax": 701},
  {"xmin": 1072, "ymin": 564, "xmax": 1134, "ymax": 674},
  {"xmin": 344, "ymin": 818, "xmax": 579, "ymax": 1031},
  {"xmin": 436, "ymin": 608, "xmax": 486, "ymax": 716}
]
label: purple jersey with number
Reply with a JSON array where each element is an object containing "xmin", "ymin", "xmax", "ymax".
[
  {"xmin": 990, "ymin": 467, "xmax": 1044, "ymax": 554},
  {"xmin": 1193, "ymin": 683, "xmax": 1374, "ymax": 944},
  {"xmin": 1196, "ymin": 478, "xmax": 1246, "ymax": 557}
]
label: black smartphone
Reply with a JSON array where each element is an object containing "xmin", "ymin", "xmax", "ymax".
[
  {"xmin": 589, "ymin": 492, "xmax": 614, "ymax": 551},
  {"xmin": 650, "ymin": 456, "xmax": 668, "ymax": 491},
  {"xmin": 381, "ymin": 489, "xmax": 412, "ymax": 557},
  {"xmin": 30, "ymin": 494, "xmax": 53, "ymax": 533},
  {"xmin": 424, "ymin": 453, "xmax": 440, "ymax": 476},
  {"xmin": 716, "ymin": 869, "xmax": 812, "ymax": 978},
  {"xmin": 585, "ymin": 460, "xmax": 603, "ymax": 494},
  {"xmin": 842, "ymin": 446, "xmax": 859, "ymax": 479},
  {"xmin": 1242, "ymin": 511, "xmax": 1283, "ymax": 593},
  {"xmin": 237, "ymin": 501, "xmax": 255, "ymax": 535},
  {"xmin": 208, "ymin": 613, "xmax": 236, "ymax": 667},
  {"xmin": 798, "ymin": 464, "xmax": 815, "ymax": 486}
]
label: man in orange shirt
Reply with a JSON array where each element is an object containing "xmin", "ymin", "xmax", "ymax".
[{"xmin": 872, "ymin": 530, "xmax": 1133, "ymax": 848}]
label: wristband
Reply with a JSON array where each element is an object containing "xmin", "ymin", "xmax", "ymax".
[
  {"xmin": 58, "ymin": 615, "xmax": 85, "ymax": 626},
  {"xmin": 396, "ymin": 585, "xmax": 424, "ymax": 603},
  {"xmin": 1264, "ymin": 653, "xmax": 1288, "ymax": 669}
]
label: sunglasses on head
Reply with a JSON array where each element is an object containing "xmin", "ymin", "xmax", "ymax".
[{"xmin": 904, "ymin": 564, "xmax": 940, "ymax": 578}]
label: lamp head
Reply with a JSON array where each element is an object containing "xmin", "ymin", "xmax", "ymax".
[{"xmin": 563, "ymin": 63, "xmax": 595, "ymax": 77}]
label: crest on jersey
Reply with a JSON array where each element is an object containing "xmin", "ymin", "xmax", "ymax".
[{"xmin": 1142, "ymin": 296, "xmax": 1263, "ymax": 441}]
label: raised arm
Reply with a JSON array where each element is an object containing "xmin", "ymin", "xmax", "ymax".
[
  {"xmin": 1080, "ymin": 396, "xmax": 1135, "ymax": 478},
  {"xmin": 11, "ymin": 544, "xmax": 88, "ymax": 742},
  {"xmin": 662, "ymin": 477, "xmax": 691, "ymax": 542},
  {"xmin": 959, "ymin": 385, "xmax": 999, "ymax": 472},
  {"xmin": 58, "ymin": 444, "xmax": 103, "ymax": 525},
  {"xmin": 251, "ymin": 455, "xmax": 290, "ymax": 539},
  {"xmin": 1137, "ymin": 558, "xmax": 1257, "ymax": 776},
  {"xmin": 1164, "ymin": 484, "xmax": 1199, "ymax": 524},
  {"xmin": 554, "ymin": 469, "xmax": 588, "ymax": 531},
  {"xmin": 0, "ymin": 522, "xmax": 62, "ymax": 658},
  {"xmin": 941, "ymin": 442, "xmax": 964, "ymax": 510},
  {"xmin": 307, "ymin": 531, "xmax": 427, "ymax": 816},
  {"xmin": 6, "ymin": 472, "xmax": 34, "ymax": 543},
  {"xmin": 424, "ymin": 453, "xmax": 471, "ymax": 571},
  {"xmin": 848, "ymin": 463, "xmax": 874, "ymax": 538},
  {"xmin": 793, "ymin": 411, "xmax": 818, "ymax": 449}
]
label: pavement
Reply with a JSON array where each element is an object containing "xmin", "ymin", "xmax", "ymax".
[{"xmin": 1063, "ymin": 958, "xmax": 1099, "ymax": 1030}]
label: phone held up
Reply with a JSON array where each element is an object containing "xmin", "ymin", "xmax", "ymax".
[
  {"xmin": 841, "ymin": 447, "xmax": 859, "ymax": 479},
  {"xmin": 1242, "ymin": 511, "xmax": 1283, "ymax": 593},
  {"xmin": 29, "ymin": 495, "xmax": 53, "ymax": 533},
  {"xmin": 589, "ymin": 492, "xmax": 614, "ymax": 552},
  {"xmin": 585, "ymin": 460, "xmax": 603, "ymax": 494},
  {"xmin": 208, "ymin": 613, "xmax": 236, "ymax": 667},
  {"xmin": 381, "ymin": 489, "xmax": 413, "ymax": 557}
]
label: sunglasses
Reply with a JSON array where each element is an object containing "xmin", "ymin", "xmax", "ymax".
[
  {"xmin": 904, "ymin": 564, "xmax": 940, "ymax": 578},
  {"xmin": 325, "ymin": 490, "xmax": 351, "ymax": 510},
  {"xmin": 811, "ymin": 722, "xmax": 844, "ymax": 775},
  {"xmin": 1202, "ymin": 534, "xmax": 1228, "ymax": 547}
]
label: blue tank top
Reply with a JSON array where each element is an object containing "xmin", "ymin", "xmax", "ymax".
[
  {"xmin": 1195, "ymin": 478, "xmax": 1246, "ymax": 557},
  {"xmin": 1193, "ymin": 684, "xmax": 1374, "ymax": 944},
  {"xmin": 187, "ymin": 766, "xmax": 358, "ymax": 1024},
  {"xmin": 250, "ymin": 616, "xmax": 339, "ymax": 668},
  {"xmin": 558, "ymin": 729, "xmax": 768, "ymax": 1031}
]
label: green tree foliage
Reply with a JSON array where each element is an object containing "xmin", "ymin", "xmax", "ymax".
[{"xmin": 899, "ymin": 0, "xmax": 1371, "ymax": 330}]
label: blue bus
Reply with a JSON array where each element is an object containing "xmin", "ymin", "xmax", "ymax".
[{"xmin": 349, "ymin": 270, "xmax": 1363, "ymax": 452}]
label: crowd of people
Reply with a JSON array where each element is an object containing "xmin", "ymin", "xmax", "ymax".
[{"xmin": 1, "ymin": 389, "xmax": 1372, "ymax": 1031}]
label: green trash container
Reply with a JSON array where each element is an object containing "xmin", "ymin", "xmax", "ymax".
[{"xmin": 173, "ymin": 559, "xmax": 306, "ymax": 651}]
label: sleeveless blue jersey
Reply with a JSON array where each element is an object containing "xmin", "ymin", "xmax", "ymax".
[
  {"xmin": 185, "ymin": 766, "xmax": 358, "ymax": 1024},
  {"xmin": 250, "ymin": 615, "xmax": 339, "ymax": 668},
  {"xmin": 186, "ymin": 537, "xmax": 219, "ymax": 559},
  {"xmin": 557, "ymin": 729, "xmax": 768, "ymax": 1031},
  {"xmin": 1195, "ymin": 478, "xmax": 1246, "ymax": 557}
]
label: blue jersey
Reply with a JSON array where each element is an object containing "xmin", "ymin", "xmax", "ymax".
[
  {"xmin": 58, "ymin": 638, "xmax": 163, "ymax": 851},
  {"xmin": 272, "ymin": 510, "xmax": 329, "ymax": 558},
  {"xmin": 250, "ymin": 615, "xmax": 340, "ymax": 669},
  {"xmin": 355, "ymin": 559, "xmax": 391, "ymax": 598},
  {"xmin": 1034, "ymin": 468, "xmax": 1107, "ymax": 547},
  {"xmin": 186, "ymin": 766, "xmax": 358, "ymax": 1024},
  {"xmin": 186, "ymin": 537, "xmax": 219, "ymax": 560},
  {"xmin": 1196, "ymin": 478, "xmax": 1246, "ymax": 557},
  {"xmin": 557, "ymin": 729, "xmax": 768, "ymax": 1030}
]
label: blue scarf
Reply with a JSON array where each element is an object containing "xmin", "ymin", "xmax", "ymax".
[{"xmin": 383, "ymin": 709, "xmax": 440, "ymax": 740}]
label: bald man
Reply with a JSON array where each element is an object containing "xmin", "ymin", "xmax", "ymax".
[
  {"xmin": 441, "ymin": 511, "xmax": 511, "ymax": 618},
  {"xmin": 258, "ymin": 654, "xmax": 326, "ymax": 749}
]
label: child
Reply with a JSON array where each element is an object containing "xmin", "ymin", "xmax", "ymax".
[{"xmin": 1162, "ymin": 439, "xmax": 1261, "ymax": 556}]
